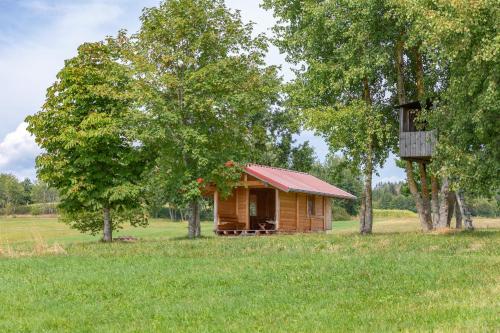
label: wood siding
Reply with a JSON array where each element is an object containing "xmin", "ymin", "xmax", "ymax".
[
  {"xmin": 400, "ymin": 130, "xmax": 436, "ymax": 159},
  {"xmin": 236, "ymin": 187, "xmax": 248, "ymax": 226},
  {"xmin": 297, "ymin": 193, "xmax": 308, "ymax": 231},
  {"xmin": 220, "ymin": 186, "xmax": 330, "ymax": 233},
  {"xmin": 279, "ymin": 192, "xmax": 297, "ymax": 231},
  {"xmin": 218, "ymin": 192, "xmax": 236, "ymax": 217}
]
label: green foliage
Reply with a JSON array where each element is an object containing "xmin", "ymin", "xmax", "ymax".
[
  {"xmin": 26, "ymin": 39, "xmax": 149, "ymax": 234},
  {"xmin": 31, "ymin": 181, "xmax": 59, "ymax": 204},
  {"xmin": 469, "ymin": 197, "xmax": 499, "ymax": 218},
  {"xmin": 132, "ymin": 0, "xmax": 280, "ymax": 209},
  {"xmin": 0, "ymin": 174, "xmax": 25, "ymax": 214},
  {"xmin": 388, "ymin": 0, "xmax": 499, "ymax": 196},
  {"xmin": 332, "ymin": 203, "xmax": 352, "ymax": 221},
  {"xmin": 373, "ymin": 181, "xmax": 417, "ymax": 212},
  {"xmin": 263, "ymin": 0, "xmax": 399, "ymax": 171},
  {"xmin": 311, "ymin": 154, "xmax": 363, "ymax": 215}
]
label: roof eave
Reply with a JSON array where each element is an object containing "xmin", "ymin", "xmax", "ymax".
[{"xmin": 288, "ymin": 187, "xmax": 356, "ymax": 200}]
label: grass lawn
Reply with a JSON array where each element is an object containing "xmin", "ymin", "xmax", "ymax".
[{"xmin": 0, "ymin": 216, "xmax": 499, "ymax": 332}]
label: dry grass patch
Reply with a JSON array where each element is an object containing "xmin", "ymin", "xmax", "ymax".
[{"xmin": 0, "ymin": 234, "xmax": 66, "ymax": 258}]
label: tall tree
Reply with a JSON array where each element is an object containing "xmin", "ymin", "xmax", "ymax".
[
  {"xmin": 263, "ymin": 0, "xmax": 398, "ymax": 234},
  {"xmin": 133, "ymin": 0, "xmax": 280, "ymax": 238},
  {"xmin": 389, "ymin": 0, "xmax": 498, "ymax": 229},
  {"xmin": 26, "ymin": 39, "xmax": 149, "ymax": 242}
]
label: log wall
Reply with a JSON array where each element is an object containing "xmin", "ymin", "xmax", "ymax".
[
  {"xmin": 297, "ymin": 193, "xmax": 308, "ymax": 231},
  {"xmin": 220, "ymin": 187, "xmax": 332, "ymax": 232},
  {"xmin": 279, "ymin": 192, "xmax": 297, "ymax": 231}
]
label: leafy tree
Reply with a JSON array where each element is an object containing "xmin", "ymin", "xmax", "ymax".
[
  {"xmin": 20, "ymin": 178, "xmax": 33, "ymax": 205},
  {"xmin": 387, "ymin": 0, "xmax": 498, "ymax": 229},
  {"xmin": 401, "ymin": 1, "xmax": 499, "ymax": 197},
  {"xmin": 263, "ymin": 0, "xmax": 398, "ymax": 234},
  {"xmin": 133, "ymin": 0, "xmax": 280, "ymax": 238},
  {"xmin": 26, "ymin": 39, "xmax": 149, "ymax": 241},
  {"xmin": 0, "ymin": 174, "xmax": 24, "ymax": 214}
]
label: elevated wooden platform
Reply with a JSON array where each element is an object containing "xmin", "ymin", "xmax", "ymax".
[
  {"xmin": 214, "ymin": 229, "xmax": 277, "ymax": 236},
  {"xmin": 399, "ymin": 130, "xmax": 436, "ymax": 160}
]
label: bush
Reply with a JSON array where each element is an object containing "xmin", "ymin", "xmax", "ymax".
[
  {"xmin": 30, "ymin": 203, "xmax": 58, "ymax": 215},
  {"xmin": 469, "ymin": 198, "xmax": 499, "ymax": 217},
  {"xmin": 333, "ymin": 204, "xmax": 353, "ymax": 221}
]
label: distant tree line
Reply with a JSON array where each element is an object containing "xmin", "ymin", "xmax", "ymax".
[
  {"xmin": 0, "ymin": 173, "xmax": 58, "ymax": 215},
  {"xmin": 373, "ymin": 182, "xmax": 499, "ymax": 218}
]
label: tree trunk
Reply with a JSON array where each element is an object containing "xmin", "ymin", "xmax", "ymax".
[
  {"xmin": 359, "ymin": 78, "xmax": 373, "ymax": 235},
  {"xmin": 431, "ymin": 175, "xmax": 440, "ymax": 226},
  {"xmin": 359, "ymin": 186, "xmax": 366, "ymax": 233},
  {"xmin": 447, "ymin": 191, "xmax": 456, "ymax": 227},
  {"xmin": 418, "ymin": 162, "xmax": 433, "ymax": 229},
  {"xmin": 436, "ymin": 177, "xmax": 450, "ymax": 229},
  {"xmin": 405, "ymin": 161, "xmax": 432, "ymax": 231},
  {"xmin": 103, "ymin": 207, "xmax": 112, "ymax": 242},
  {"xmin": 456, "ymin": 192, "xmax": 474, "ymax": 230},
  {"xmin": 188, "ymin": 199, "xmax": 201, "ymax": 239},
  {"xmin": 360, "ymin": 162, "xmax": 373, "ymax": 234},
  {"xmin": 455, "ymin": 198, "xmax": 463, "ymax": 229}
]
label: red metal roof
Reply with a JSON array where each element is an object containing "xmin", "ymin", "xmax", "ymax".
[{"xmin": 244, "ymin": 164, "xmax": 356, "ymax": 199}]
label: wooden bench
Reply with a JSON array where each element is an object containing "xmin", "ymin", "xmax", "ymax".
[{"xmin": 217, "ymin": 215, "xmax": 245, "ymax": 231}]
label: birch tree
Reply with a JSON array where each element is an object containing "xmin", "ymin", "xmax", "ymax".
[{"xmin": 263, "ymin": 0, "xmax": 398, "ymax": 234}]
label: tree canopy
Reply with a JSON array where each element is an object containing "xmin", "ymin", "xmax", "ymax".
[
  {"xmin": 132, "ymin": 0, "xmax": 281, "ymax": 237},
  {"xmin": 26, "ymin": 39, "xmax": 149, "ymax": 241},
  {"xmin": 263, "ymin": 0, "xmax": 399, "ymax": 234}
]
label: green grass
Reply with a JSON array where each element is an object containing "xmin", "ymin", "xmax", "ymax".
[
  {"xmin": 0, "ymin": 216, "xmax": 499, "ymax": 332},
  {"xmin": 373, "ymin": 208, "xmax": 417, "ymax": 218}
]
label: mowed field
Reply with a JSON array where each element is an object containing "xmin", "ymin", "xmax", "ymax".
[{"xmin": 1, "ymin": 216, "xmax": 499, "ymax": 332}]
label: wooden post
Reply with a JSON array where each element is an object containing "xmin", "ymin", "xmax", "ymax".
[
  {"xmin": 296, "ymin": 193, "xmax": 299, "ymax": 232},
  {"xmin": 235, "ymin": 188, "xmax": 238, "ymax": 218},
  {"xmin": 275, "ymin": 189, "xmax": 280, "ymax": 230},
  {"xmin": 323, "ymin": 197, "xmax": 326, "ymax": 230},
  {"xmin": 213, "ymin": 190, "xmax": 218, "ymax": 231}
]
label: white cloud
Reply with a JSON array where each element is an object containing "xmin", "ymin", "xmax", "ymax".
[
  {"xmin": 0, "ymin": 0, "xmax": 155, "ymax": 178},
  {"xmin": 0, "ymin": 1, "xmax": 149, "ymax": 139},
  {"xmin": 0, "ymin": 122, "xmax": 40, "ymax": 179}
]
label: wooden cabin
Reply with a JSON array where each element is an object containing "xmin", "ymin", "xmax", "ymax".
[
  {"xmin": 211, "ymin": 164, "xmax": 355, "ymax": 235},
  {"xmin": 398, "ymin": 100, "xmax": 436, "ymax": 160}
]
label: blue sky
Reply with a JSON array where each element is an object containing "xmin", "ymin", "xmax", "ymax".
[{"xmin": 0, "ymin": 0, "xmax": 405, "ymax": 184}]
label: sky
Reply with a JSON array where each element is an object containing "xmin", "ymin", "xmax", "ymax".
[{"xmin": 0, "ymin": 0, "xmax": 405, "ymax": 184}]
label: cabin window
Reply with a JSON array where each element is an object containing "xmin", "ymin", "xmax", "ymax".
[
  {"xmin": 307, "ymin": 195, "xmax": 315, "ymax": 216},
  {"xmin": 249, "ymin": 194, "xmax": 257, "ymax": 217}
]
